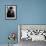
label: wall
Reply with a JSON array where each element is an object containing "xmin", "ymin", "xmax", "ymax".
[{"xmin": 0, "ymin": 0, "xmax": 46, "ymax": 44}]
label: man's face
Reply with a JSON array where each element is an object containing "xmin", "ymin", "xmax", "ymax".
[{"xmin": 9, "ymin": 7, "xmax": 14, "ymax": 13}]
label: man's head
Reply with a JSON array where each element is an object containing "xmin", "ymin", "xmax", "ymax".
[{"xmin": 9, "ymin": 7, "xmax": 13, "ymax": 10}]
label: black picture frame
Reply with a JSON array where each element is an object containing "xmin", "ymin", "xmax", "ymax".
[{"xmin": 5, "ymin": 5, "xmax": 16, "ymax": 20}]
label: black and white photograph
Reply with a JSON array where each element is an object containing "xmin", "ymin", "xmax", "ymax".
[
  {"xmin": 18, "ymin": 25, "xmax": 46, "ymax": 46},
  {"xmin": 5, "ymin": 5, "xmax": 16, "ymax": 20}
]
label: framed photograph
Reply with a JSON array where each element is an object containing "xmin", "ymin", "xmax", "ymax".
[
  {"xmin": 18, "ymin": 24, "xmax": 46, "ymax": 42},
  {"xmin": 5, "ymin": 5, "xmax": 16, "ymax": 20}
]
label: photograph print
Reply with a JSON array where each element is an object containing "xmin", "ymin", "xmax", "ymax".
[{"xmin": 5, "ymin": 5, "xmax": 16, "ymax": 20}]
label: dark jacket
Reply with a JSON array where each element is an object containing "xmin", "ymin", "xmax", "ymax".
[{"xmin": 7, "ymin": 9, "xmax": 15, "ymax": 17}]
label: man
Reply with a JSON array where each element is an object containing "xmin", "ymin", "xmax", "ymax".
[{"xmin": 7, "ymin": 7, "xmax": 15, "ymax": 17}]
